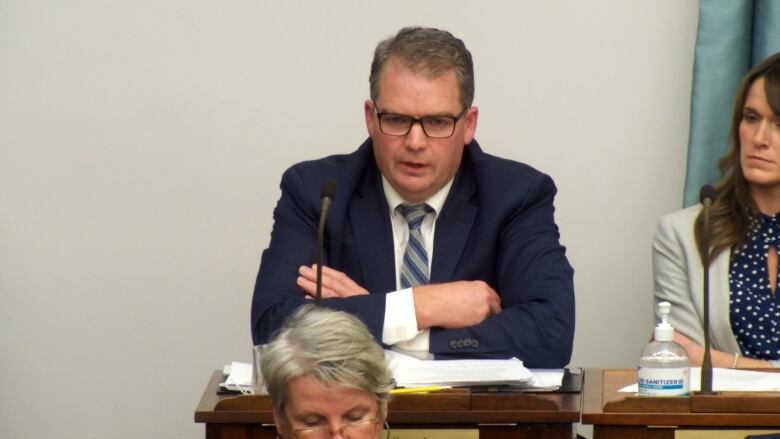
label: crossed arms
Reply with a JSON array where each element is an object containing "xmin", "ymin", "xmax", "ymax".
[{"xmin": 250, "ymin": 162, "xmax": 575, "ymax": 367}]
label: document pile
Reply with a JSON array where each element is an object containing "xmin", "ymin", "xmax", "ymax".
[
  {"xmin": 220, "ymin": 361, "xmax": 252, "ymax": 393},
  {"xmin": 386, "ymin": 350, "xmax": 562, "ymax": 390},
  {"xmin": 218, "ymin": 353, "xmax": 565, "ymax": 394}
]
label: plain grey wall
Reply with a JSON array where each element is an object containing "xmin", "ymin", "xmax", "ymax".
[{"xmin": 0, "ymin": 1, "xmax": 698, "ymax": 437}]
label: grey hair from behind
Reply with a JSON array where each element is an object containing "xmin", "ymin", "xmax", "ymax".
[{"xmin": 259, "ymin": 304, "xmax": 395, "ymax": 415}]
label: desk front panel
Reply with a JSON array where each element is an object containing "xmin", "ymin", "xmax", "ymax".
[{"xmin": 196, "ymin": 371, "xmax": 580, "ymax": 439}]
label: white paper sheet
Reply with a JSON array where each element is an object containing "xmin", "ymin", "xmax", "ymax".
[
  {"xmin": 219, "ymin": 354, "xmax": 564, "ymax": 393},
  {"xmin": 386, "ymin": 350, "xmax": 534, "ymax": 387},
  {"xmin": 221, "ymin": 361, "xmax": 252, "ymax": 392}
]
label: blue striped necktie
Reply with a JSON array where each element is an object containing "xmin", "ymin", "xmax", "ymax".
[{"xmin": 398, "ymin": 204, "xmax": 433, "ymax": 288}]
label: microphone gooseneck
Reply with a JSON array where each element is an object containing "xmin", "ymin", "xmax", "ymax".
[
  {"xmin": 316, "ymin": 178, "xmax": 337, "ymax": 305},
  {"xmin": 321, "ymin": 178, "xmax": 336, "ymax": 200},
  {"xmin": 699, "ymin": 184, "xmax": 715, "ymax": 394},
  {"xmin": 699, "ymin": 185, "xmax": 716, "ymax": 204}
]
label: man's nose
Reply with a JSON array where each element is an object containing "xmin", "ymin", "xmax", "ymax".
[{"xmin": 405, "ymin": 121, "xmax": 428, "ymax": 150}]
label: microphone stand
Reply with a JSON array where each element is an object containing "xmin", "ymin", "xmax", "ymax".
[
  {"xmin": 315, "ymin": 178, "xmax": 336, "ymax": 305},
  {"xmin": 315, "ymin": 206, "xmax": 328, "ymax": 306},
  {"xmin": 699, "ymin": 186, "xmax": 715, "ymax": 395}
]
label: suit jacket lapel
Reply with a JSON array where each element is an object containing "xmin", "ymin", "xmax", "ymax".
[
  {"xmin": 430, "ymin": 164, "xmax": 477, "ymax": 283},
  {"xmin": 349, "ymin": 162, "xmax": 396, "ymax": 294}
]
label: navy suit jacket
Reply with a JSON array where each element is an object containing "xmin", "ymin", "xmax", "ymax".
[{"xmin": 251, "ymin": 138, "xmax": 575, "ymax": 367}]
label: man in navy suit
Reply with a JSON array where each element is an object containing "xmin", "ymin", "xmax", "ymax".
[{"xmin": 251, "ymin": 27, "xmax": 575, "ymax": 367}]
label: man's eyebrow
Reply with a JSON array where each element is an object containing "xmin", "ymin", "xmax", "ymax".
[{"xmin": 377, "ymin": 107, "xmax": 460, "ymax": 117}]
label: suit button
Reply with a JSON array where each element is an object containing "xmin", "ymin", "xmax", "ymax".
[
  {"xmin": 463, "ymin": 339, "xmax": 472, "ymax": 347},
  {"xmin": 456, "ymin": 340, "xmax": 464, "ymax": 348},
  {"xmin": 450, "ymin": 340, "xmax": 458, "ymax": 349},
  {"xmin": 472, "ymin": 340, "xmax": 479, "ymax": 348}
]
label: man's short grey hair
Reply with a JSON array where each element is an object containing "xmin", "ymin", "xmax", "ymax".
[
  {"xmin": 260, "ymin": 305, "xmax": 395, "ymax": 415},
  {"xmin": 369, "ymin": 26, "xmax": 475, "ymax": 109}
]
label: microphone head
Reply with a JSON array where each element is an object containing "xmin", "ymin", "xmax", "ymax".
[
  {"xmin": 322, "ymin": 178, "xmax": 337, "ymax": 200},
  {"xmin": 700, "ymin": 184, "xmax": 716, "ymax": 203}
]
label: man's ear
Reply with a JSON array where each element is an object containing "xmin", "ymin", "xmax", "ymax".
[
  {"xmin": 462, "ymin": 106, "xmax": 479, "ymax": 145},
  {"xmin": 364, "ymin": 100, "xmax": 376, "ymax": 136}
]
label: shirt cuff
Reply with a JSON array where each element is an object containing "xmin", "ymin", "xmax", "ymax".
[
  {"xmin": 382, "ymin": 288, "xmax": 423, "ymax": 345},
  {"xmin": 393, "ymin": 330, "xmax": 431, "ymax": 357}
]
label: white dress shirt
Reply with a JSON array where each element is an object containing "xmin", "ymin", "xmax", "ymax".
[{"xmin": 380, "ymin": 176, "xmax": 453, "ymax": 359}]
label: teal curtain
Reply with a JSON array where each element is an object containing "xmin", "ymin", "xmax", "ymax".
[{"xmin": 683, "ymin": 0, "xmax": 780, "ymax": 206}]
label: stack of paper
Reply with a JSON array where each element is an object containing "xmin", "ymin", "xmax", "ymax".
[
  {"xmin": 220, "ymin": 361, "xmax": 252, "ymax": 393},
  {"xmin": 526, "ymin": 369, "xmax": 566, "ymax": 391},
  {"xmin": 386, "ymin": 350, "xmax": 536, "ymax": 387},
  {"xmin": 218, "ymin": 353, "xmax": 565, "ymax": 394}
]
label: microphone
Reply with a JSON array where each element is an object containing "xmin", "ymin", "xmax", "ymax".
[
  {"xmin": 315, "ymin": 178, "xmax": 337, "ymax": 305},
  {"xmin": 699, "ymin": 184, "xmax": 716, "ymax": 394}
]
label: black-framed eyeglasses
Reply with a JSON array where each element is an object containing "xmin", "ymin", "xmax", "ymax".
[
  {"xmin": 374, "ymin": 103, "xmax": 467, "ymax": 138},
  {"xmin": 292, "ymin": 418, "xmax": 382, "ymax": 439}
]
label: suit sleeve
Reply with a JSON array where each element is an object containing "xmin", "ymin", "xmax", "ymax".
[
  {"xmin": 652, "ymin": 211, "xmax": 705, "ymax": 345},
  {"xmin": 250, "ymin": 166, "xmax": 387, "ymax": 346},
  {"xmin": 429, "ymin": 173, "xmax": 575, "ymax": 367}
]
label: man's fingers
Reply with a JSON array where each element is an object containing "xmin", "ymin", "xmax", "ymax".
[
  {"xmin": 488, "ymin": 294, "xmax": 502, "ymax": 314},
  {"xmin": 297, "ymin": 275, "xmax": 339, "ymax": 298},
  {"xmin": 299, "ymin": 269, "xmax": 337, "ymax": 297},
  {"xmin": 298, "ymin": 264, "xmax": 368, "ymax": 297},
  {"xmin": 296, "ymin": 274, "xmax": 317, "ymax": 295}
]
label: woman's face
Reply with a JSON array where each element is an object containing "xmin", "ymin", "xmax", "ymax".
[
  {"xmin": 273, "ymin": 375, "xmax": 385, "ymax": 439},
  {"xmin": 740, "ymin": 77, "xmax": 780, "ymax": 195}
]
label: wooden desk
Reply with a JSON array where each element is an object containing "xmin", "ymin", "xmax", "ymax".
[
  {"xmin": 195, "ymin": 370, "xmax": 581, "ymax": 439},
  {"xmin": 581, "ymin": 368, "xmax": 780, "ymax": 438}
]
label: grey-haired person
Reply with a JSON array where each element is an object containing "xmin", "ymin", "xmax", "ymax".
[{"xmin": 261, "ymin": 304, "xmax": 394, "ymax": 439}]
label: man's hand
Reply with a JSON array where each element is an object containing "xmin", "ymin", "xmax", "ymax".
[
  {"xmin": 297, "ymin": 264, "xmax": 368, "ymax": 299},
  {"xmin": 413, "ymin": 281, "xmax": 502, "ymax": 329}
]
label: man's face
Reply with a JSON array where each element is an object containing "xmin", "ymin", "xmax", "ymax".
[{"xmin": 365, "ymin": 58, "xmax": 478, "ymax": 203}]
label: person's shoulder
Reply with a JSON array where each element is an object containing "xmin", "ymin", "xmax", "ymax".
[
  {"xmin": 659, "ymin": 204, "xmax": 702, "ymax": 228},
  {"xmin": 655, "ymin": 204, "xmax": 702, "ymax": 246},
  {"xmin": 290, "ymin": 139, "xmax": 372, "ymax": 174},
  {"xmin": 463, "ymin": 141, "xmax": 557, "ymax": 209},
  {"xmin": 465, "ymin": 140, "xmax": 552, "ymax": 197},
  {"xmin": 281, "ymin": 139, "xmax": 373, "ymax": 187},
  {"xmin": 466, "ymin": 140, "xmax": 542, "ymax": 178},
  {"xmin": 279, "ymin": 139, "xmax": 376, "ymax": 204}
]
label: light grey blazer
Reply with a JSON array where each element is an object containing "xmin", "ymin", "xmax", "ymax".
[{"xmin": 653, "ymin": 205, "xmax": 741, "ymax": 354}]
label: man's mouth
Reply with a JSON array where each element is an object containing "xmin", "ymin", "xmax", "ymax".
[{"xmin": 401, "ymin": 161, "xmax": 426, "ymax": 169}]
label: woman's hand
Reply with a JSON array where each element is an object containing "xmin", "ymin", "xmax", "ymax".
[
  {"xmin": 671, "ymin": 332, "xmax": 771, "ymax": 368},
  {"xmin": 673, "ymin": 332, "xmax": 704, "ymax": 366}
]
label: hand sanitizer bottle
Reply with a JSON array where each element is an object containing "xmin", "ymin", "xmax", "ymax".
[{"xmin": 638, "ymin": 301, "xmax": 690, "ymax": 396}]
